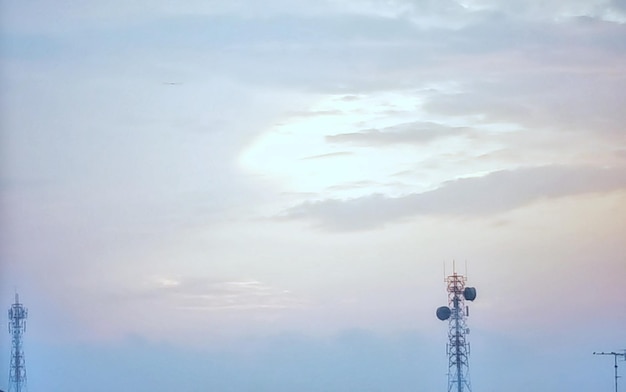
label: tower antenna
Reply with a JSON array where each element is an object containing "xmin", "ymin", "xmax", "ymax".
[
  {"xmin": 594, "ymin": 350, "xmax": 626, "ymax": 392},
  {"xmin": 435, "ymin": 264, "xmax": 477, "ymax": 392},
  {"xmin": 8, "ymin": 293, "xmax": 28, "ymax": 392}
]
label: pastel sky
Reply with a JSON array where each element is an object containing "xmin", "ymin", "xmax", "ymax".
[{"xmin": 1, "ymin": 1, "xmax": 625, "ymax": 391}]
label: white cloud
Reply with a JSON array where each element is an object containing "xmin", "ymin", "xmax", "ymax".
[{"xmin": 134, "ymin": 276, "xmax": 307, "ymax": 311}]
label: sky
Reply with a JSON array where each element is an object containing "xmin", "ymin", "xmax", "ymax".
[{"xmin": 1, "ymin": 0, "xmax": 625, "ymax": 391}]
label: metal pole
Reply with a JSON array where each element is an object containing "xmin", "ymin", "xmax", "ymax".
[
  {"xmin": 615, "ymin": 355, "xmax": 618, "ymax": 392},
  {"xmin": 455, "ymin": 294, "xmax": 461, "ymax": 392}
]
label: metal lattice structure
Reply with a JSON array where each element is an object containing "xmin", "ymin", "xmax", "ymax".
[
  {"xmin": 436, "ymin": 269, "xmax": 477, "ymax": 392},
  {"xmin": 8, "ymin": 293, "xmax": 28, "ymax": 392},
  {"xmin": 593, "ymin": 351, "xmax": 626, "ymax": 392}
]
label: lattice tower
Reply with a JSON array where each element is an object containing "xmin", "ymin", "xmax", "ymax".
[
  {"xmin": 436, "ymin": 269, "xmax": 477, "ymax": 392},
  {"xmin": 8, "ymin": 293, "xmax": 27, "ymax": 392}
]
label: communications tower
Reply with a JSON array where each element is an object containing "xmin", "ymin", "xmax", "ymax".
[
  {"xmin": 593, "ymin": 350, "xmax": 626, "ymax": 392},
  {"xmin": 8, "ymin": 293, "xmax": 27, "ymax": 392},
  {"xmin": 435, "ymin": 268, "xmax": 477, "ymax": 392}
]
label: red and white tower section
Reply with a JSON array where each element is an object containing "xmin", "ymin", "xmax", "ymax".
[{"xmin": 436, "ymin": 271, "xmax": 477, "ymax": 392}]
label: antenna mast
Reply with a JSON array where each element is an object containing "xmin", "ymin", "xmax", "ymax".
[
  {"xmin": 594, "ymin": 351, "xmax": 626, "ymax": 392},
  {"xmin": 8, "ymin": 293, "xmax": 28, "ymax": 392},
  {"xmin": 436, "ymin": 265, "xmax": 477, "ymax": 392}
]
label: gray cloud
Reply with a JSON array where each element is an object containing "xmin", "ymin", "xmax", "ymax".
[
  {"xmin": 423, "ymin": 70, "xmax": 626, "ymax": 139},
  {"xmin": 326, "ymin": 180, "xmax": 383, "ymax": 191},
  {"xmin": 282, "ymin": 165, "xmax": 626, "ymax": 230},
  {"xmin": 326, "ymin": 121, "xmax": 471, "ymax": 146},
  {"xmin": 613, "ymin": 0, "xmax": 626, "ymax": 11},
  {"xmin": 5, "ymin": 4, "xmax": 624, "ymax": 99},
  {"xmin": 5, "ymin": 0, "xmax": 621, "ymax": 37}
]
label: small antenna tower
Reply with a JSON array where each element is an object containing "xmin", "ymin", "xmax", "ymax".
[
  {"xmin": 8, "ymin": 293, "xmax": 28, "ymax": 392},
  {"xmin": 435, "ymin": 263, "xmax": 477, "ymax": 392},
  {"xmin": 594, "ymin": 350, "xmax": 626, "ymax": 392}
]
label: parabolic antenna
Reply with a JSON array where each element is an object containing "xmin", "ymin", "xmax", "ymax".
[
  {"xmin": 463, "ymin": 287, "xmax": 477, "ymax": 301},
  {"xmin": 436, "ymin": 306, "xmax": 451, "ymax": 321}
]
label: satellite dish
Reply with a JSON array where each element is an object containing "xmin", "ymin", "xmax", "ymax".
[
  {"xmin": 436, "ymin": 306, "xmax": 451, "ymax": 321},
  {"xmin": 463, "ymin": 287, "xmax": 477, "ymax": 301}
]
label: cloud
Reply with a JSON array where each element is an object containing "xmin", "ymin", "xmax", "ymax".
[
  {"xmin": 286, "ymin": 109, "xmax": 344, "ymax": 118},
  {"xmin": 302, "ymin": 151, "xmax": 354, "ymax": 160},
  {"xmin": 613, "ymin": 0, "xmax": 626, "ymax": 11},
  {"xmin": 3, "ymin": 0, "xmax": 625, "ymax": 360},
  {"xmin": 281, "ymin": 165, "xmax": 626, "ymax": 230},
  {"xmin": 129, "ymin": 276, "xmax": 306, "ymax": 311},
  {"xmin": 443, "ymin": 0, "xmax": 626, "ymax": 21},
  {"xmin": 0, "ymin": 0, "xmax": 342, "ymax": 34},
  {"xmin": 326, "ymin": 121, "xmax": 471, "ymax": 146},
  {"xmin": 423, "ymin": 68, "xmax": 626, "ymax": 138},
  {"xmin": 5, "ymin": 2, "xmax": 624, "ymax": 100}
]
